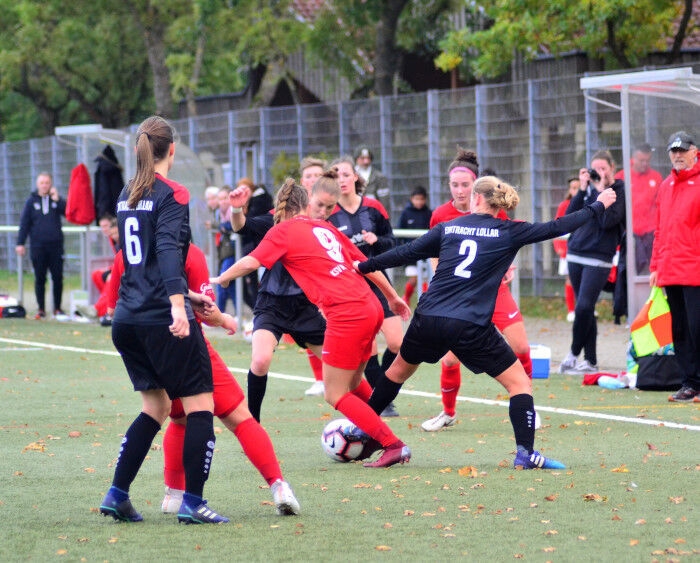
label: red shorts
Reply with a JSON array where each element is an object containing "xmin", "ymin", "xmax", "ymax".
[
  {"xmin": 491, "ymin": 284, "xmax": 523, "ymax": 331},
  {"xmin": 322, "ymin": 298, "xmax": 384, "ymax": 370},
  {"xmin": 170, "ymin": 339, "xmax": 243, "ymax": 420}
]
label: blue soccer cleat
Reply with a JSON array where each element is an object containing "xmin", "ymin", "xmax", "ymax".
[
  {"xmin": 514, "ymin": 449, "xmax": 566, "ymax": 470},
  {"xmin": 177, "ymin": 500, "xmax": 230, "ymax": 524},
  {"xmin": 99, "ymin": 491, "xmax": 143, "ymax": 522}
]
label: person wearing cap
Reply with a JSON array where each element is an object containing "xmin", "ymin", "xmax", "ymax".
[
  {"xmin": 650, "ymin": 131, "xmax": 700, "ymax": 403},
  {"xmin": 614, "ymin": 143, "xmax": 663, "ymax": 275},
  {"xmin": 354, "ymin": 145, "xmax": 391, "ymax": 217}
]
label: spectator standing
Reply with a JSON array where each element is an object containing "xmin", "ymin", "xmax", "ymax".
[
  {"xmin": 93, "ymin": 145, "xmax": 124, "ymax": 222},
  {"xmin": 614, "ymin": 143, "xmax": 663, "ymax": 275},
  {"xmin": 214, "ymin": 186, "xmax": 236, "ymax": 313},
  {"xmin": 354, "ymin": 145, "xmax": 390, "ymax": 216},
  {"xmin": 650, "ymin": 131, "xmax": 700, "ymax": 403},
  {"xmin": 553, "ymin": 177, "xmax": 580, "ymax": 321},
  {"xmin": 15, "ymin": 172, "xmax": 67, "ymax": 319},
  {"xmin": 397, "ymin": 186, "xmax": 432, "ymax": 305},
  {"xmin": 559, "ymin": 150, "xmax": 626, "ymax": 375},
  {"xmin": 203, "ymin": 186, "xmax": 220, "ymax": 230}
]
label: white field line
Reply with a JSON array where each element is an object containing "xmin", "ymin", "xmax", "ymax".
[{"xmin": 2, "ymin": 337, "xmax": 699, "ymax": 432}]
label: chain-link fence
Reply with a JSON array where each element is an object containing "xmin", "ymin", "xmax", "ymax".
[{"xmin": 2, "ymin": 66, "xmax": 699, "ymax": 298}]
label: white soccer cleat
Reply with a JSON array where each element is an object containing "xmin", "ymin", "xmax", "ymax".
[
  {"xmin": 304, "ymin": 380, "xmax": 325, "ymax": 396},
  {"xmin": 271, "ymin": 479, "xmax": 300, "ymax": 516},
  {"xmin": 421, "ymin": 411, "xmax": 457, "ymax": 432},
  {"xmin": 161, "ymin": 486, "xmax": 184, "ymax": 514}
]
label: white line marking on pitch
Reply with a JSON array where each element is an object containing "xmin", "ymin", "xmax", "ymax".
[{"xmin": 2, "ymin": 337, "xmax": 698, "ymax": 432}]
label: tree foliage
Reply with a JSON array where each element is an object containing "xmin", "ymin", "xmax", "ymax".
[{"xmin": 437, "ymin": 0, "xmax": 683, "ymax": 79}]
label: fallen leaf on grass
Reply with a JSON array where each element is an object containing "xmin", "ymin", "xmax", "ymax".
[
  {"xmin": 583, "ymin": 493, "xmax": 607, "ymax": 502},
  {"xmin": 646, "ymin": 442, "xmax": 657, "ymax": 450},
  {"xmin": 56, "ymin": 549, "xmax": 67, "ymax": 555},
  {"xmin": 669, "ymin": 496, "xmax": 684, "ymax": 504},
  {"xmin": 545, "ymin": 530, "xmax": 558, "ymax": 536},
  {"xmin": 68, "ymin": 431, "xmax": 81, "ymax": 438},
  {"xmin": 674, "ymin": 538, "xmax": 686, "ymax": 544},
  {"xmin": 404, "ymin": 510, "xmax": 414, "ymax": 516},
  {"xmin": 544, "ymin": 494, "xmax": 558, "ymax": 502},
  {"xmin": 107, "ymin": 538, "xmax": 118, "ymax": 544},
  {"xmin": 611, "ymin": 465, "xmax": 629, "ymax": 473},
  {"xmin": 629, "ymin": 539, "xmax": 639, "ymax": 546},
  {"xmin": 458, "ymin": 466, "xmax": 478, "ymax": 478},
  {"xmin": 635, "ymin": 519, "xmax": 646, "ymax": 525},
  {"xmin": 439, "ymin": 467, "xmax": 452, "ymax": 474},
  {"xmin": 375, "ymin": 545, "xmax": 391, "ymax": 551},
  {"xmin": 22, "ymin": 441, "xmax": 46, "ymax": 453},
  {"xmin": 612, "ymin": 514, "xmax": 622, "ymax": 521}
]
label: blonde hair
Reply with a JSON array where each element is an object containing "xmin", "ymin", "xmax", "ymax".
[
  {"xmin": 472, "ymin": 176, "xmax": 520, "ymax": 211},
  {"xmin": 300, "ymin": 156, "xmax": 327, "ymax": 174},
  {"xmin": 273, "ymin": 178, "xmax": 308, "ymax": 224},
  {"xmin": 127, "ymin": 116, "xmax": 175, "ymax": 208},
  {"xmin": 312, "ymin": 168, "xmax": 341, "ymax": 198}
]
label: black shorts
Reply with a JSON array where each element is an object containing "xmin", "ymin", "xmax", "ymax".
[
  {"xmin": 253, "ymin": 293, "xmax": 326, "ymax": 348},
  {"xmin": 400, "ymin": 312, "xmax": 517, "ymax": 377},
  {"xmin": 367, "ymin": 277, "xmax": 397, "ymax": 319},
  {"xmin": 112, "ymin": 319, "xmax": 213, "ymax": 399}
]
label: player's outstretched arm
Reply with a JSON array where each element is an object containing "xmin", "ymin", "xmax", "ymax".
[
  {"xmin": 364, "ymin": 270, "xmax": 411, "ymax": 321},
  {"xmin": 210, "ymin": 255, "xmax": 261, "ymax": 288}
]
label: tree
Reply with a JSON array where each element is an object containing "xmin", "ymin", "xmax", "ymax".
[
  {"xmin": 0, "ymin": 0, "xmax": 152, "ymax": 138},
  {"xmin": 436, "ymin": 0, "xmax": 683, "ymax": 80}
]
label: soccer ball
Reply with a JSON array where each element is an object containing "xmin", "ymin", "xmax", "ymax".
[{"xmin": 321, "ymin": 418, "xmax": 365, "ymax": 462}]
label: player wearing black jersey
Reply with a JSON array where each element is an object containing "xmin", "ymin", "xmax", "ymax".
[
  {"xmin": 99, "ymin": 116, "xmax": 228, "ymax": 524},
  {"xmin": 358, "ymin": 176, "xmax": 617, "ymax": 470}
]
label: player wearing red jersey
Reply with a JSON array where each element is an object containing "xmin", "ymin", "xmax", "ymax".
[
  {"xmin": 421, "ymin": 149, "xmax": 535, "ymax": 432},
  {"xmin": 107, "ymin": 244, "xmax": 300, "ymax": 516},
  {"xmin": 212, "ymin": 174, "xmax": 413, "ymax": 468}
]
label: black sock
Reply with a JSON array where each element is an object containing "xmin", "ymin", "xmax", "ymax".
[
  {"xmin": 112, "ymin": 412, "xmax": 161, "ymax": 492},
  {"xmin": 368, "ymin": 374, "xmax": 403, "ymax": 414},
  {"xmin": 247, "ymin": 370, "xmax": 267, "ymax": 422},
  {"xmin": 364, "ymin": 355, "xmax": 381, "ymax": 388},
  {"xmin": 509, "ymin": 393, "xmax": 535, "ymax": 454},
  {"xmin": 183, "ymin": 410, "xmax": 215, "ymax": 500},
  {"xmin": 381, "ymin": 349, "xmax": 397, "ymax": 374}
]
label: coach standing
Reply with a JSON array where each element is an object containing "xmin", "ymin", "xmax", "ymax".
[
  {"xmin": 650, "ymin": 131, "xmax": 700, "ymax": 403},
  {"xmin": 16, "ymin": 172, "xmax": 66, "ymax": 319}
]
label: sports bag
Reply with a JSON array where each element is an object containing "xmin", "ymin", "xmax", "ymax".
[{"xmin": 635, "ymin": 354, "xmax": 682, "ymax": 392}]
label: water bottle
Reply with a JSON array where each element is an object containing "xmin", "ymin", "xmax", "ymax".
[{"xmin": 598, "ymin": 375, "xmax": 627, "ymax": 389}]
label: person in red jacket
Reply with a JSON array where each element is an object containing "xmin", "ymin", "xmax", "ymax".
[
  {"xmin": 107, "ymin": 244, "xmax": 301, "ymax": 515},
  {"xmin": 650, "ymin": 131, "xmax": 700, "ymax": 403},
  {"xmin": 614, "ymin": 143, "xmax": 663, "ymax": 275}
]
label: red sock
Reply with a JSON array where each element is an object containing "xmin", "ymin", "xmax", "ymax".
[
  {"xmin": 306, "ymin": 349, "xmax": 323, "ymax": 381},
  {"xmin": 351, "ymin": 378, "xmax": 373, "ymax": 402},
  {"xmin": 565, "ymin": 283, "xmax": 575, "ymax": 313},
  {"xmin": 163, "ymin": 421, "xmax": 186, "ymax": 490},
  {"xmin": 335, "ymin": 393, "xmax": 398, "ymax": 447},
  {"xmin": 234, "ymin": 417, "xmax": 283, "ymax": 486},
  {"xmin": 516, "ymin": 351, "xmax": 533, "ymax": 379},
  {"xmin": 403, "ymin": 281, "xmax": 415, "ymax": 303},
  {"xmin": 441, "ymin": 362, "xmax": 461, "ymax": 417}
]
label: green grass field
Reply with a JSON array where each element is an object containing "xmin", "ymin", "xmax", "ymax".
[{"xmin": 1, "ymin": 319, "xmax": 697, "ymax": 562}]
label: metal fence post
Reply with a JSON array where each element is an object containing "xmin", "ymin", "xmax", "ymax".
[{"xmin": 426, "ymin": 90, "xmax": 441, "ymax": 211}]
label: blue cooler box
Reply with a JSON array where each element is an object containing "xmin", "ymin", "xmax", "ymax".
[{"xmin": 530, "ymin": 344, "xmax": 551, "ymax": 379}]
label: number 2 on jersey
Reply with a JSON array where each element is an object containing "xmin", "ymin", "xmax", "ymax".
[
  {"xmin": 124, "ymin": 216, "xmax": 143, "ymax": 265},
  {"xmin": 454, "ymin": 239, "xmax": 477, "ymax": 278}
]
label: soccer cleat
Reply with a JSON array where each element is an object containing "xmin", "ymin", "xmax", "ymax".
[
  {"xmin": 513, "ymin": 449, "xmax": 566, "ymax": 470},
  {"xmin": 34, "ymin": 310, "xmax": 46, "ymax": 320},
  {"xmin": 668, "ymin": 385, "xmax": 699, "ymax": 402},
  {"xmin": 421, "ymin": 411, "xmax": 456, "ymax": 432},
  {"xmin": 161, "ymin": 487, "xmax": 184, "ymax": 514},
  {"xmin": 380, "ymin": 402, "xmax": 400, "ymax": 417},
  {"xmin": 558, "ymin": 352, "xmax": 578, "ymax": 374},
  {"xmin": 304, "ymin": 380, "xmax": 325, "ymax": 396},
  {"xmin": 570, "ymin": 359, "xmax": 598, "ymax": 374},
  {"xmin": 99, "ymin": 491, "xmax": 143, "ymax": 522},
  {"xmin": 270, "ymin": 479, "xmax": 301, "ymax": 516},
  {"xmin": 177, "ymin": 500, "xmax": 229, "ymax": 524},
  {"xmin": 363, "ymin": 442, "xmax": 411, "ymax": 468}
]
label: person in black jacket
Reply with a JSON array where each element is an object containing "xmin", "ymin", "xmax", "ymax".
[
  {"xmin": 559, "ymin": 150, "xmax": 626, "ymax": 374},
  {"xmin": 15, "ymin": 172, "xmax": 67, "ymax": 319},
  {"xmin": 93, "ymin": 145, "xmax": 124, "ymax": 222}
]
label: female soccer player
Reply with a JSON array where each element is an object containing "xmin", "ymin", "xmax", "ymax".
[
  {"xmin": 212, "ymin": 175, "xmax": 413, "ymax": 468},
  {"xmin": 99, "ymin": 116, "xmax": 228, "ymax": 524},
  {"xmin": 359, "ymin": 175, "xmax": 617, "ymax": 469},
  {"xmin": 106, "ymin": 244, "xmax": 300, "ymax": 516},
  {"xmin": 227, "ymin": 161, "xmax": 332, "ymax": 421},
  {"xmin": 328, "ymin": 155, "xmax": 403, "ymax": 417},
  {"xmin": 422, "ymin": 149, "xmax": 535, "ymax": 432}
]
